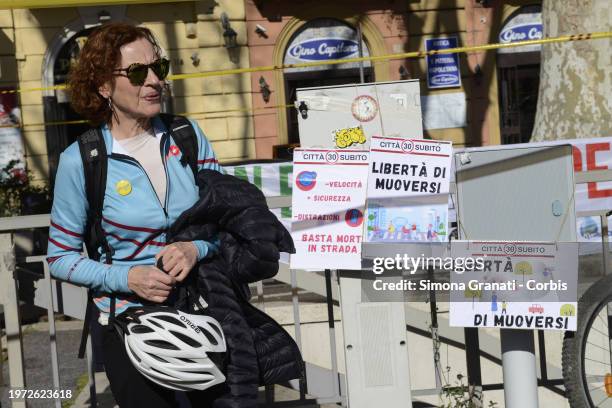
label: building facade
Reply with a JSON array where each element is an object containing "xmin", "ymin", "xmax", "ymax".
[
  {"xmin": 0, "ymin": 0, "xmax": 253, "ymax": 184},
  {"xmin": 0, "ymin": 0, "xmax": 541, "ymax": 184}
]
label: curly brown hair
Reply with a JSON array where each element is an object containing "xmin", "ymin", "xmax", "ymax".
[{"xmin": 68, "ymin": 22, "xmax": 162, "ymax": 126}]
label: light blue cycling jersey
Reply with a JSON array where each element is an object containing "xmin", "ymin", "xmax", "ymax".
[{"xmin": 47, "ymin": 115, "xmax": 222, "ymax": 315}]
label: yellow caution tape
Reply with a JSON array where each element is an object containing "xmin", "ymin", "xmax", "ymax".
[
  {"xmin": 0, "ymin": 104, "xmax": 295, "ymax": 128},
  {"xmin": 0, "ymin": 0, "xmax": 193, "ymax": 9},
  {"xmin": 0, "ymin": 84, "xmax": 66, "ymax": 94},
  {"xmin": 1, "ymin": 31, "xmax": 610, "ymax": 95},
  {"xmin": 170, "ymin": 31, "xmax": 612, "ymax": 81}
]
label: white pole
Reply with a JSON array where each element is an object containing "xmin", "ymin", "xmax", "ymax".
[{"xmin": 500, "ymin": 329, "xmax": 539, "ymax": 408}]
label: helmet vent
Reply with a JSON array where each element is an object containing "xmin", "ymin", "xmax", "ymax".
[
  {"xmin": 127, "ymin": 344, "xmax": 141, "ymax": 363},
  {"xmin": 170, "ymin": 330, "xmax": 201, "ymax": 348},
  {"xmin": 150, "ymin": 354, "xmax": 169, "ymax": 363},
  {"xmin": 202, "ymin": 329, "xmax": 219, "ymax": 346},
  {"xmin": 144, "ymin": 339, "xmax": 180, "ymax": 350},
  {"xmin": 131, "ymin": 324, "xmax": 154, "ymax": 334},
  {"xmin": 153, "ymin": 315, "xmax": 186, "ymax": 328},
  {"xmin": 177, "ymin": 357, "xmax": 197, "ymax": 364},
  {"xmin": 205, "ymin": 324, "xmax": 223, "ymax": 340},
  {"xmin": 149, "ymin": 319, "xmax": 164, "ymax": 329}
]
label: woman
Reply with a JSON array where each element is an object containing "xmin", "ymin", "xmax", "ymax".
[{"xmin": 47, "ymin": 22, "xmax": 224, "ymax": 407}]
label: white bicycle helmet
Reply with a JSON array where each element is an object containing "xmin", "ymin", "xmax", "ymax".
[{"xmin": 113, "ymin": 305, "xmax": 227, "ymax": 391}]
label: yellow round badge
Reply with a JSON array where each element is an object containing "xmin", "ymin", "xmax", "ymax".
[{"xmin": 116, "ymin": 179, "xmax": 132, "ymax": 196}]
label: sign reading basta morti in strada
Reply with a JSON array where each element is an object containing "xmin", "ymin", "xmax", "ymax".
[{"xmin": 290, "ymin": 149, "xmax": 369, "ymax": 270}]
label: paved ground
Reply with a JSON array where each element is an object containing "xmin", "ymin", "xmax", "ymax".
[
  {"xmin": 1, "ymin": 319, "xmax": 87, "ymax": 408},
  {"xmin": 72, "ymin": 373, "xmax": 337, "ymax": 408}
]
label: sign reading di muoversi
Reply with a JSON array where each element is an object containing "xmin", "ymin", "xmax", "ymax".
[
  {"xmin": 425, "ymin": 36, "xmax": 461, "ymax": 89},
  {"xmin": 291, "ymin": 149, "xmax": 369, "ymax": 270},
  {"xmin": 449, "ymin": 241, "xmax": 578, "ymax": 331},
  {"xmin": 366, "ymin": 137, "xmax": 453, "ymax": 243}
]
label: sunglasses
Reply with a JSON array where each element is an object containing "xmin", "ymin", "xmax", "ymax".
[{"xmin": 113, "ymin": 58, "xmax": 170, "ymax": 86}]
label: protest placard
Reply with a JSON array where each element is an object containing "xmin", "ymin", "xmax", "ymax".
[
  {"xmin": 366, "ymin": 137, "xmax": 452, "ymax": 243},
  {"xmin": 449, "ymin": 241, "xmax": 578, "ymax": 331},
  {"xmin": 290, "ymin": 149, "xmax": 369, "ymax": 270}
]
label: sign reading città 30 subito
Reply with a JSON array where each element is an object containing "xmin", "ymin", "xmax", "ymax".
[
  {"xmin": 449, "ymin": 241, "xmax": 578, "ymax": 331},
  {"xmin": 365, "ymin": 137, "xmax": 453, "ymax": 243},
  {"xmin": 290, "ymin": 149, "xmax": 369, "ymax": 270}
]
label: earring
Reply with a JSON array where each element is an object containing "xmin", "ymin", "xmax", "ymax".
[
  {"xmin": 107, "ymin": 97, "xmax": 113, "ymax": 111},
  {"xmin": 161, "ymin": 81, "xmax": 170, "ymax": 96}
]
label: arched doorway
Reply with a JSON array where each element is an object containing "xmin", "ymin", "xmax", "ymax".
[
  {"xmin": 43, "ymin": 27, "xmax": 95, "ymax": 186},
  {"xmin": 282, "ymin": 18, "xmax": 374, "ymax": 145}
]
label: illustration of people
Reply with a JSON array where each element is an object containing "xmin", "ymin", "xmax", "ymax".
[
  {"xmin": 543, "ymin": 266, "xmax": 554, "ymax": 278},
  {"xmin": 394, "ymin": 224, "xmax": 402, "ymax": 240},
  {"xmin": 501, "ymin": 301, "xmax": 508, "ymax": 314},
  {"xmin": 401, "ymin": 224, "xmax": 412, "ymax": 240},
  {"xmin": 386, "ymin": 223, "xmax": 395, "ymax": 240},
  {"xmin": 371, "ymin": 226, "xmax": 382, "ymax": 240},
  {"xmin": 427, "ymin": 223, "xmax": 434, "ymax": 240},
  {"xmin": 491, "ymin": 292, "xmax": 498, "ymax": 312}
]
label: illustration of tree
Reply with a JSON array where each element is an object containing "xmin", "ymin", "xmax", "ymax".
[
  {"xmin": 464, "ymin": 288, "xmax": 482, "ymax": 310},
  {"xmin": 514, "ymin": 261, "xmax": 533, "ymax": 284}
]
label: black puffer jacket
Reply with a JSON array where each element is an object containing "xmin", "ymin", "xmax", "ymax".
[{"xmin": 166, "ymin": 170, "xmax": 304, "ymax": 408}]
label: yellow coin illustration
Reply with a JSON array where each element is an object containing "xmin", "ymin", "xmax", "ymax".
[{"xmin": 116, "ymin": 179, "xmax": 132, "ymax": 196}]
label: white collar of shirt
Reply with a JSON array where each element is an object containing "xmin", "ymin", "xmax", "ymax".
[{"xmin": 109, "ymin": 118, "xmax": 165, "ymax": 156}]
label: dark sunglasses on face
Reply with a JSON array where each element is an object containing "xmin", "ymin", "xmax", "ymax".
[{"xmin": 112, "ymin": 58, "xmax": 170, "ymax": 86}]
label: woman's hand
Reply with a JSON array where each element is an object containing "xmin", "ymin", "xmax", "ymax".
[
  {"xmin": 128, "ymin": 265, "xmax": 176, "ymax": 303},
  {"xmin": 155, "ymin": 241, "xmax": 198, "ymax": 282}
]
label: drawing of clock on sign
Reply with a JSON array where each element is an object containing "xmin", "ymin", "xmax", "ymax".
[{"xmin": 351, "ymin": 95, "xmax": 379, "ymax": 122}]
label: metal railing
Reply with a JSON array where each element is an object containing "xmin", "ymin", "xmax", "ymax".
[{"xmin": 0, "ymin": 200, "xmax": 346, "ymax": 408}]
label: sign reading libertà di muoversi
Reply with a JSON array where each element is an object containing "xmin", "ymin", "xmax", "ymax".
[
  {"xmin": 290, "ymin": 149, "xmax": 369, "ymax": 270},
  {"xmin": 366, "ymin": 136, "xmax": 453, "ymax": 243},
  {"xmin": 449, "ymin": 241, "xmax": 578, "ymax": 331}
]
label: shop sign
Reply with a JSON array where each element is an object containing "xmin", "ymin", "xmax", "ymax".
[
  {"xmin": 425, "ymin": 36, "xmax": 461, "ymax": 89},
  {"xmin": 287, "ymin": 38, "xmax": 360, "ymax": 61},
  {"xmin": 498, "ymin": 5, "xmax": 543, "ymax": 54}
]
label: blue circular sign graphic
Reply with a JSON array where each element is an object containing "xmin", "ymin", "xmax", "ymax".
[{"xmin": 296, "ymin": 171, "xmax": 317, "ymax": 191}]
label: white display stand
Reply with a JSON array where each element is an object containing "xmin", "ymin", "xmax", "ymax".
[
  {"xmin": 454, "ymin": 144, "xmax": 577, "ymax": 408},
  {"xmin": 337, "ymin": 269, "xmax": 413, "ymax": 408}
]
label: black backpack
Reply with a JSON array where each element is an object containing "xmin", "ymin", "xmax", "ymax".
[{"xmin": 76, "ymin": 113, "xmax": 199, "ymax": 358}]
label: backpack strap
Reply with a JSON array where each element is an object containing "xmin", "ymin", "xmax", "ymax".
[
  {"xmin": 77, "ymin": 128, "xmax": 112, "ymax": 263},
  {"xmin": 76, "ymin": 128, "xmax": 115, "ymax": 359},
  {"xmin": 159, "ymin": 113, "xmax": 198, "ymax": 179}
]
